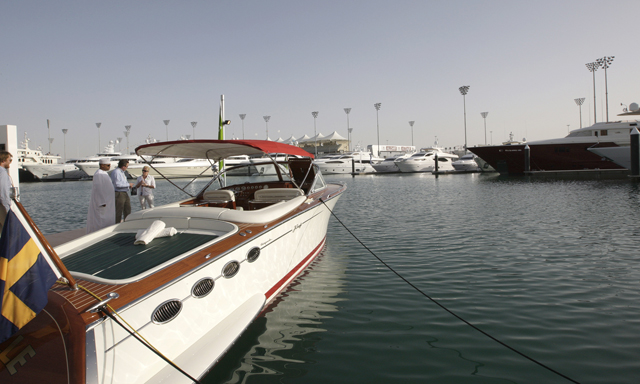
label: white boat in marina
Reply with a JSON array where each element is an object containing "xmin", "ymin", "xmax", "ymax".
[
  {"xmin": 451, "ymin": 153, "xmax": 481, "ymax": 172},
  {"xmin": 371, "ymin": 154, "xmax": 412, "ymax": 173},
  {"xmin": 127, "ymin": 158, "xmax": 214, "ymax": 179},
  {"xmin": 314, "ymin": 151, "xmax": 382, "ymax": 174},
  {"xmin": 71, "ymin": 141, "xmax": 126, "ymax": 177},
  {"xmin": 16, "ymin": 133, "xmax": 77, "ymax": 181},
  {"xmin": 0, "ymin": 139, "xmax": 346, "ymax": 384},
  {"xmin": 396, "ymin": 146, "xmax": 458, "ymax": 173},
  {"xmin": 22, "ymin": 159, "xmax": 86, "ymax": 181}
]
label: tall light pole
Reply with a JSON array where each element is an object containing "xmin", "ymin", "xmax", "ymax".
[
  {"xmin": 480, "ymin": 112, "xmax": 488, "ymax": 145},
  {"xmin": 596, "ymin": 56, "xmax": 614, "ymax": 122},
  {"xmin": 125, "ymin": 125, "xmax": 131, "ymax": 154},
  {"xmin": 374, "ymin": 103, "xmax": 381, "ymax": 156},
  {"xmin": 61, "ymin": 129, "xmax": 68, "ymax": 162},
  {"xmin": 239, "ymin": 114, "xmax": 246, "ymax": 139},
  {"xmin": 574, "ymin": 98, "xmax": 585, "ymax": 128},
  {"xmin": 263, "ymin": 116, "xmax": 270, "ymax": 139},
  {"xmin": 96, "ymin": 122, "xmax": 102, "ymax": 152},
  {"xmin": 47, "ymin": 119, "xmax": 52, "ymax": 154},
  {"xmin": 459, "ymin": 86, "xmax": 470, "ymax": 152},
  {"xmin": 344, "ymin": 108, "xmax": 351, "ymax": 152},
  {"xmin": 191, "ymin": 121, "xmax": 197, "ymax": 139},
  {"xmin": 585, "ymin": 62, "xmax": 600, "ymax": 123},
  {"xmin": 312, "ymin": 111, "xmax": 319, "ymax": 157},
  {"xmin": 408, "ymin": 121, "xmax": 415, "ymax": 147},
  {"xmin": 348, "ymin": 128, "xmax": 353, "ymax": 151},
  {"xmin": 117, "ymin": 137, "xmax": 123, "ymax": 152},
  {"xmin": 163, "ymin": 120, "xmax": 170, "ymax": 141}
]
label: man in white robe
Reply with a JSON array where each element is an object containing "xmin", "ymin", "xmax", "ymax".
[{"xmin": 86, "ymin": 158, "xmax": 115, "ymax": 234}]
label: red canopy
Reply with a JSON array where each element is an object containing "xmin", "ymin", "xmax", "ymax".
[{"xmin": 136, "ymin": 140, "xmax": 314, "ymax": 160}]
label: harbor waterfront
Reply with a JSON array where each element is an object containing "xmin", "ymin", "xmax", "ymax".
[{"xmin": 19, "ymin": 173, "xmax": 640, "ymax": 383}]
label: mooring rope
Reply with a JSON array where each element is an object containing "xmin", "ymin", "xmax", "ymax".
[
  {"xmin": 76, "ymin": 284, "xmax": 202, "ymax": 384},
  {"xmin": 319, "ymin": 199, "xmax": 581, "ymax": 384}
]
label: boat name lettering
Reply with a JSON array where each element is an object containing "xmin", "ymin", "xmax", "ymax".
[
  {"xmin": 504, "ymin": 149, "xmax": 522, "ymax": 152},
  {"xmin": 0, "ymin": 335, "xmax": 36, "ymax": 375}
]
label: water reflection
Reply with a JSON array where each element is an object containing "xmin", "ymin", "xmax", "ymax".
[{"xmin": 204, "ymin": 248, "xmax": 348, "ymax": 384}]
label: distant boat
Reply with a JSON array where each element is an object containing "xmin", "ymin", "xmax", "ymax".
[
  {"xmin": 396, "ymin": 146, "xmax": 458, "ymax": 173},
  {"xmin": 469, "ymin": 123, "xmax": 634, "ymax": 175},
  {"xmin": 314, "ymin": 151, "xmax": 382, "ymax": 174},
  {"xmin": 16, "ymin": 133, "xmax": 71, "ymax": 181}
]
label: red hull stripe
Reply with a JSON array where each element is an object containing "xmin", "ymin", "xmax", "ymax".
[{"xmin": 264, "ymin": 237, "xmax": 326, "ymax": 301}]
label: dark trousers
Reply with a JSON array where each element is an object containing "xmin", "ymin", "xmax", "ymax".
[{"xmin": 115, "ymin": 191, "xmax": 131, "ymax": 223}]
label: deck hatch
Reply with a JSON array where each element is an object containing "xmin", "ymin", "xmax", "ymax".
[
  {"xmin": 62, "ymin": 233, "xmax": 218, "ymax": 279},
  {"xmin": 152, "ymin": 299, "xmax": 182, "ymax": 324},
  {"xmin": 192, "ymin": 278, "xmax": 215, "ymax": 298}
]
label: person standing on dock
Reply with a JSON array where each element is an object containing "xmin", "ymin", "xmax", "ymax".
[
  {"xmin": 0, "ymin": 151, "xmax": 13, "ymax": 233},
  {"xmin": 86, "ymin": 158, "xmax": 115, "ymax": 234},
  {"xmin": 134, "ymin": 165, "xmax": 156, "ymax": 209},
  {"xmin": 111, "ymin": 159, "xmax": 133, "ymax": 223}
]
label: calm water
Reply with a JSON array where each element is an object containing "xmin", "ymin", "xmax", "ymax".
[{"xmin": 19, "ymin": 173, "xmax": 640, "ymax": 383}]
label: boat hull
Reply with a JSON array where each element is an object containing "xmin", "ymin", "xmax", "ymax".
[
  {"xmin": 469, "ymin": 142, "xmax": 625, "ymax": 175},
  {"xmin": 22, "ymin": 164, "xmax": 86, "ymax": 181}
]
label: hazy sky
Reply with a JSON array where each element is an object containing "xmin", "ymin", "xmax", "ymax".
[{"xmin": 2, "ymin": 1, "xmax": 639, "ymax": 158}]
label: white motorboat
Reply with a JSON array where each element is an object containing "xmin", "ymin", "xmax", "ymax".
[
  {"xmin": 0, "ymin": 139, "xmax": 346, "ymax": 384},
  {"xmin": 451, "ymin": 153, "xmax": 481, "ymax": 172},
  {"xmin": 127, "ymin": 158, "xmax": 215, "ymax": 179},
  {"xmin": 396, "ymin": 147, "xmax": 459, "ymax": 173},
  {"xmin": 71, "ymin": 141, "xmax": 126, "ymax": 177},
  {"xmin": 371, "ymin": 154, "xmax": 411, "ymax": 173},
  {"xmin": 314, "ymin": 151, "xmax": 382, "ymax": 174}
]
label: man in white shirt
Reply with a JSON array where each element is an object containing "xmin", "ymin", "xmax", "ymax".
[
  {"xmin": 134, "ymin": 165, "xmax": 156, "ymax": 209},
  {"xmin": 110, "ymin": 159, "xmax": 133, "ymax": 223},
  {"xmin": 0, "ymin": 151, "xmax": 13, "ymax": 233},
  {"xmin": 86, "ymin": 158, "xmax": 116, "ymax": 234}
]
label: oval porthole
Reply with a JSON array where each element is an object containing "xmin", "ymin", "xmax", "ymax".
[
  {"xmin": 191, "ymin": 277, "xmax": 215, "ymax": 298},
  {"xmin": 222, "ymin": 261, "xmax": 240, "ymax": 278},
  {"xmin": 152, "ymin": 299, "xmax": 182, "ymax": 324},
  {"xmin": 247, "ymin": 247, "xmax": 260, "ymax": 263}
]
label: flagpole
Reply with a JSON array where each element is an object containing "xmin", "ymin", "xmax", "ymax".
[
  {"xmin": 13, "ymin": 200, "xmax": 78, "ymax": 289},
  {"xmin": 219, "ymin": 95, "xmax": 225, "ymax": 186}
]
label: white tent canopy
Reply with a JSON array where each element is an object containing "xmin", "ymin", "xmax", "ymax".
[{"xmin": 322, "ymin": 131, "xmax": 347, "ymax": 141}]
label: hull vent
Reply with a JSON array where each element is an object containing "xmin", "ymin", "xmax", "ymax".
[
  {"xmin": 222, "ymin": 261, "xmax": 240, "ymax": 278},
  {"xmin": 247, "ymin": 247, "xmax": 261, "ymax": 263},
  {"xmin": 192, "ymin": 278, "xmax": 215, "ymax": 298},
  {"xmin": 152, "ymin": 300, "xmax": 182, "ymax": 324}
]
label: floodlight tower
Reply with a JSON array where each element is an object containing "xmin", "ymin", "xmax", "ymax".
[
  {"xmin": 374, "ymin": 103, "xmax": 381, "ymax": 156},
  {"xmin": 596, "ymin": 56, "xmax": 615, "ymax": 122},
  {"xmin": 125, "ymin": 125, "xmax": 131, "ymax": 154},
  {"xmin": 459, "ymin": 86, "xmax": 470, "ymax": 152},
  {"xmin": 96, "ymin": 122, "xmax": 102, "ymax": 152},
  {"xmin": 61, "ymin": 129, "xmax": 68, "ymax": 162},
  {"xmin": 163, "ymin": 120, "xmax": 170, "ymax": 141},
  {"xmin": 239, "ymin": 114, "xmax": 246, "ymax": 139},
  {"xmin": 191, "ymin": 121, "xmax": 197, "ymax": 139},
  {"xmin": 480, "ymin": 112, "xmax": 488, "ymax": 145},
  {"xmin": 344, "ymin": 108, "xmax": 351, "ymax": 152},
  {"xmin": 312, "ymin": 111, "xmax": 319, "ymax": 157},
  {"xmin": 574, "ymin": 98, "xmax": 585, "ymax": 128},
  {"xmin": 585, "ymin": 62, "xmax": 600, "ymax": 123},
  {"xmin": 408, "ymin": 121, "xmax": 415, "ymax": 147},
  {"xmin": 263, "ymin": 116, "xmax": 270, "ymax": 139}
]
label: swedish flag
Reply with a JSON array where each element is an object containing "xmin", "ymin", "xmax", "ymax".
[{"xmin": 0, "ymin": 202, "xmax": 60, "ymax": 344}]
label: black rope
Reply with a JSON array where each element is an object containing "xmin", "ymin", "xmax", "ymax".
[
  {"xmin": 320, "ymin": 198, "xmax": 580, "ymax": 384},
  {"xmin": 99, "ymin": 308, "xmax": 202, "ymax": 384}
]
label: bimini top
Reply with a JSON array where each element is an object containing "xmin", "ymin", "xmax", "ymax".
[{"xmin": 136, "ymin": 140, "xmax": 314, "ymax": 160}]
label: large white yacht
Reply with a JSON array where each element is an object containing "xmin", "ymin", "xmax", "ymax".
[
  {"xmin": 314, "ymin": 151, "xmax": 382, "ymax": 174},
  {"xmin": 16, "ymin": 133, "xmax": 81, "ymax": 181},
  {"xmin": 396, "ymin": 146, "xmax": 459, "ymax": 173}
]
